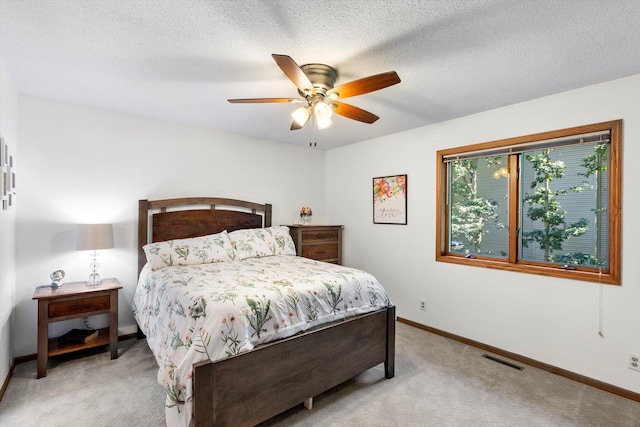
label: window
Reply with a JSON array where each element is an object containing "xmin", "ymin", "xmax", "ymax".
[{"xmin": 436, "ymin": 120, "xmax": 622, "ymax": 285}]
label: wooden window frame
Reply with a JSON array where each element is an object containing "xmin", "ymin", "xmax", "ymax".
[{"xmin": 435, "ymin": 120, "xmax": 622, "ymax": 285}]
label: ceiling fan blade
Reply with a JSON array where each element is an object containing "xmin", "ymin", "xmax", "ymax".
[
  {"xmin": 272, "ymin": 54, "xmax": 315, "ymax": 94},
  {"xmin": 331, "ymin": 101, "xmax": 379, "ymax": 124},
  {"xmin": 328, "ymin": 71, "xmax": 401, "ymax": 99},
  {"xmin": 227, "ymin": 98, "xmax": 301, "ymax": 103}
]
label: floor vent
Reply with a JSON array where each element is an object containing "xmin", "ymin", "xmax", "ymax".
[{"xmin": 482, "ymin": 354, "xmax": 524, "ymax": 371}]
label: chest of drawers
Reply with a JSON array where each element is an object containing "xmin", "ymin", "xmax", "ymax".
[{"xmin": 287, "ymin": 225, "xmax": 343, "ymax": 265}]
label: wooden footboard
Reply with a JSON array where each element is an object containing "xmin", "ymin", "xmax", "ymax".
[{"xmin": 193, "ymin": 305, "xmax": 396, "ymax": 426}]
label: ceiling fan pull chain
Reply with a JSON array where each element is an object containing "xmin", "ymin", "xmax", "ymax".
[{"xmin": 309, "ymin": 115, "xmax": 317, "ymax": 147}]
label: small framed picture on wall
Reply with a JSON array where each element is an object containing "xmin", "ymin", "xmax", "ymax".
[
  {"xmin": 0, "ymin": 136, "xmax": 5, "ymax": 166},
  {"xmin": 373, "ymin": 174, "xmax": 407, "ymax": 225}
]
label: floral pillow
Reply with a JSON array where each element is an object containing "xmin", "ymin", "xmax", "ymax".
[
  {"xmin": 143, "ymin": 230, "xmax": 235, "ymax": 270},
  {"xmin": 228, "ymin": 226, "xmax": 297, "ymax": 260}
]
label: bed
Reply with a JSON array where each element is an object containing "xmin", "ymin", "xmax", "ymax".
[{"xmin": 134, "ymin": 197, "xmax": 396, "ymax": 426}]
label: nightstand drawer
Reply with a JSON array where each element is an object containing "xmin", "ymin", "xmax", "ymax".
[
  {"xmin": 301, "ymin": 229, "xmax": 339, "ymax": 243},
  {"xmin": 302, "ymin": 243, "xmax": 339, "ymax": 260},
  {"xmin": 48, "ymin": 295, "xmax": 111, "ymax": 319}
]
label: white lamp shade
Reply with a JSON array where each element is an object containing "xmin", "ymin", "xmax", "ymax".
[
  {"xmin": 316, "ymin": 115, "xmax": 333, "ymax": 129},
  {"xmin": 291, "ymin": 107, "xmax": 310, "ymax": 126},
  {"xmin": 76, "ymin": 224, "xmax": 114, "ymax": 250},
  {"xmin": 314, "ymin": 102, "xmax": 332, "ymax": 119}
]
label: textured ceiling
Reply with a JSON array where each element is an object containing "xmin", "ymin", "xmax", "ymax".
[{"xmin": 1, "ymin": 0, "xmax": 639, "ymax": 149}]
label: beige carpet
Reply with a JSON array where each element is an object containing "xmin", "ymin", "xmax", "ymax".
[{"xmin": 1, "ymin": 322, "xmax": 639, "ymax": 426}]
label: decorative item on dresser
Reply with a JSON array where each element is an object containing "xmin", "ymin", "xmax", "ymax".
[
  {"xmin": 49, "ymin": 269, "xmax": 65, "ymax": 288},
  {"xmin": 287, "ymin": 224, "xmax": 343, "ymax": 265},
  {"xmin": 136, "ymin": 198, "xmax": 394, "ymax": 426},
  {"xmin": 299, "ymin": 206, "xmax": 312, "ymax": 224},
  {"xmin": 32, "ymin": 278, "xmax": 122, "ymax": 378}
]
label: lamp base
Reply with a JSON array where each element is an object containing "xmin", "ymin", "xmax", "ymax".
[
  {"xmin": 86, "ymin": 280, "xmax": 103, "ymax": 286},
  {"xmin": 86, "ymin": 272, "xmax": 102, "ymax": 286},
  {"xmin": 87, "ymin": 252, "xmax": 102, "ymax": 286}
]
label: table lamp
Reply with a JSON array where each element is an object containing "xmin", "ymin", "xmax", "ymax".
[{"xmin": 76, "ymin": 223, "xmax": 114, "ymax": 285}]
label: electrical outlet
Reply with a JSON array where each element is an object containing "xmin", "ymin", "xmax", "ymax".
[
  {"xmin": 629, "ymin": 353, "xmax": 640, "ymax": 371},
  {"xmin": 420, "ymin": 300, "xmax": 426, "ymax": 311}
]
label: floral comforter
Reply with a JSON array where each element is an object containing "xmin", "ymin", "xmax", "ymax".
[{"xmin": 132, "ymin": 255, "xmax": 390, "ymax": 426}]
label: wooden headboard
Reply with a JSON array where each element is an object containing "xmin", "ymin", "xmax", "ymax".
[{"xmin": 138, "ymin": 197, "xmax": 272, "ymax": 274}]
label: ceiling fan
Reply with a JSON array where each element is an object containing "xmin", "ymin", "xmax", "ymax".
[{"xmin": 228, "ymin": 54, "xmax": 401, "ymax": 132}]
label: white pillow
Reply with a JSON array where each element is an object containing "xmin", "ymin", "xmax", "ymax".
[
  {"xmin": 143, "ymin": 230, "xmax": 235, "ymax": 270},
  {"xmin": 228, "ymin": 226, "xmax": 297, "ymax": 260}
]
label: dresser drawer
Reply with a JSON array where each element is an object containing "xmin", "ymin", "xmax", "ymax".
[
  {"xmin": 302, "ymin": 243, "xmax": 339, "ymax": 261},
  {"xmin": 48, "ymin": 295, "xmax": 111, "ymax": 319},
  {"xmin": 301, "ymin": 229, "xmax": 339, "ymax": 243}
]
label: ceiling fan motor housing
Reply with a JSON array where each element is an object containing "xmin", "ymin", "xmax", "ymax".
[{"xmin": 298, "ymin": 63, "xmax": 338, "ymax": 97}]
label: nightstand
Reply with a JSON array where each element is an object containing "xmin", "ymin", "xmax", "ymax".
[
  {"xmin": 32, "ymin": 278, "xmax": 122, "ymax": 378},
  {"xmin": 287, "ymin": 225, "xmax": 343, "ymax": 265}
]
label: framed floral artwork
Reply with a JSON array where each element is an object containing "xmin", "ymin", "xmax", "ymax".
[{"xmin": 373, "ymin": 174, "xmax": 407, "ymax": 224}]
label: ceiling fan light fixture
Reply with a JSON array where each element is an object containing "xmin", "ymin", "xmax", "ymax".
[
  {"xmin": 316, "ymin": 115, "xmax": 332, "ymax": 129},
  {"xmin": 314, "ymin": 101, "xmax": 333, "ymax": 120},
  {"xmin": 291, "ymin": 107, "xmax": 310, "ymax": 126}
]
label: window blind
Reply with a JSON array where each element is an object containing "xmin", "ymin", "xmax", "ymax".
[{"xmin": 442, "ymin": 130, "xmax": 610, "ymax": 162}]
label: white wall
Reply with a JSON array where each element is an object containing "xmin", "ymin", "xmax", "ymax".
[
  {"xmin": 14, "ymin": 96, "xmax": 326, "ymax": 356},
  {"xmin": 0, "ymin": 60, "xmax": 18, "ymax": 387},
  {"xmin": 326, "ymin": 74, "xmax": 640, "ymax": 393}
]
